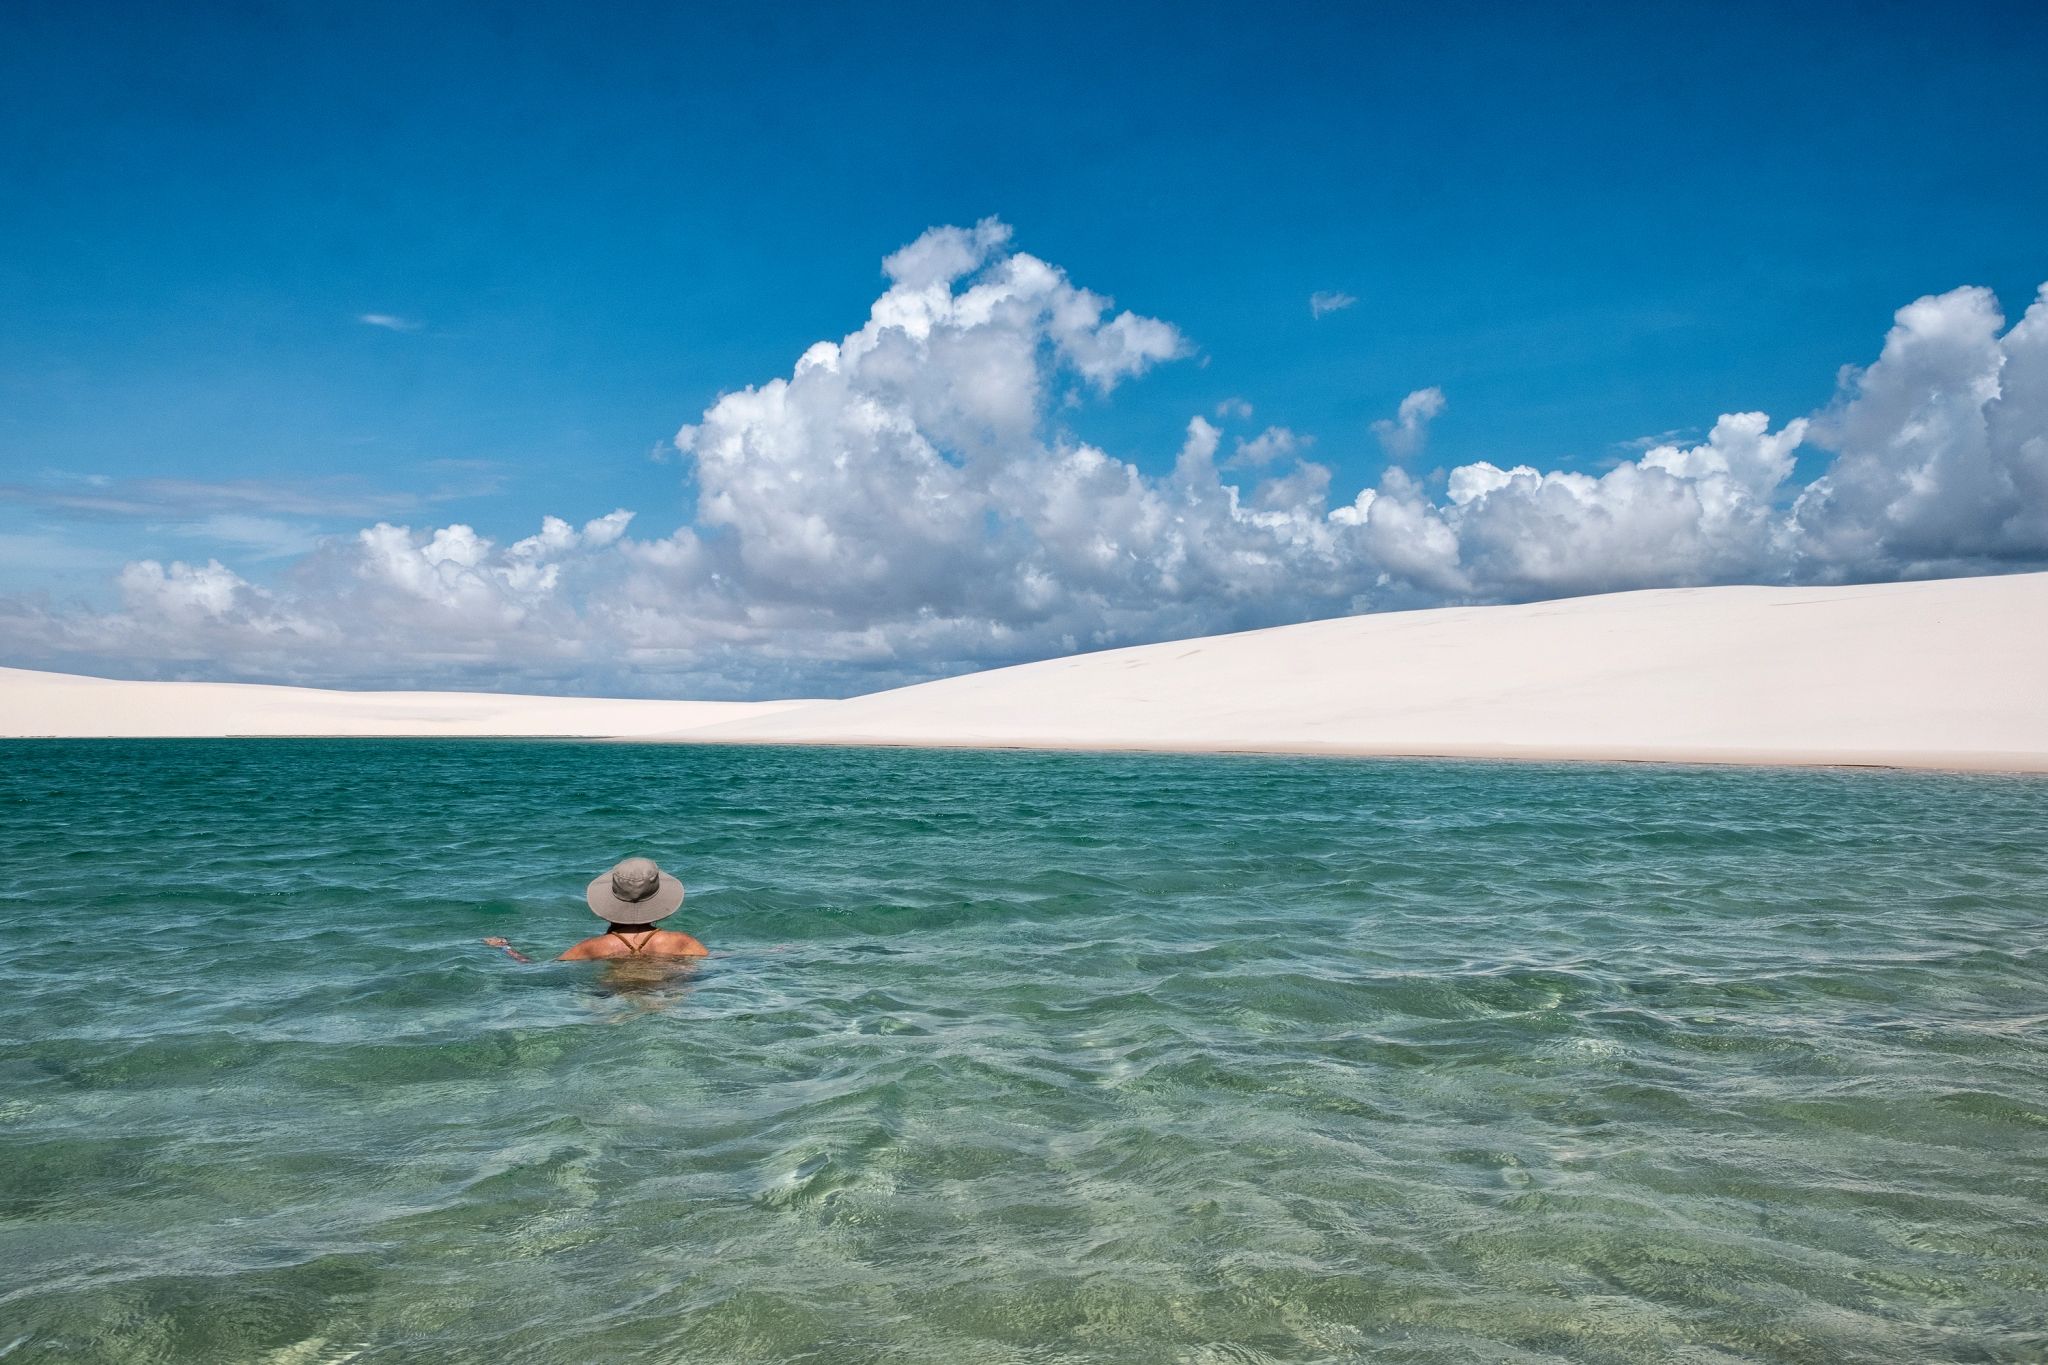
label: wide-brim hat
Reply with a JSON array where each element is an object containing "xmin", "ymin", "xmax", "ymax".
[{"xmin": 585, "ymin": 856, "xmax": 684, "ymax": 922}]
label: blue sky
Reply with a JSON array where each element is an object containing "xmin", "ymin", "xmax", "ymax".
[{"xmin": 4, "ymin": 1, "xmax": 2047, "ymax": 695}]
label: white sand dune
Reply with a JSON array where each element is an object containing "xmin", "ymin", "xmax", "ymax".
[
  {"xmin": 5, "ymin": 573, "xmax": 2046, "ymax": 770},
  {"xmin": 666, "ymin": 573, "xmax": 2048, "ymax": 772},
  {"xmin": 0, "ymin": 669, "xmax": 809, "ymax": 738}
]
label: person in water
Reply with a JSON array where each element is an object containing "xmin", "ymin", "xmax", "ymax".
[{"xmin": 483, "ymin": 857, "xmax": 708, "ymax": 963}]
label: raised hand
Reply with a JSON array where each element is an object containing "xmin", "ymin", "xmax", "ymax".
[{"xmin": 482, "ymin": 936, "xmax": 532, "ymax": 962}]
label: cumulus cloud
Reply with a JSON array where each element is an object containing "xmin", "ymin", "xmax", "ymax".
[
  {"xmin": 8, "ymin": 226, "xmax": 2047, "ymax": 697},
  {"xmin": 1791, "ymin": 283, "xmax": 2048, "ymax": 575},
  {"xmin": 1436, "ymin": 411, "xmax": 1809, "ymax": 597},
  {"xmin": 1309, "ymin": 290, "xmax": 1357, "ymax": 319},
  {"xmin": 1227, "ymin": 426, "xmax": 1310, "ymax": 468},
  {"xmin": 673, "ymin": 217, "xmax": 1194, "ymax": 628},
  {"xmin": 1372, "ymin": 386, "xmax": 1447, "ymax": 459},
  {"xmin": 99, "ymin": 558, "xmax": 324, "ymax": 663}
]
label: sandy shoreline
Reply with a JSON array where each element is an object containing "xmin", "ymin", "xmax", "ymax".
[
  {"xmin": 6, "ymin": 573, "xmax": 2047, "ymax": 772},
  {"xmin": 637, "ymin": 735, "xmax": 2048, "ymax": 774}
]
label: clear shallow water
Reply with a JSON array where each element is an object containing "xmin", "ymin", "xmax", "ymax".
[{"xmin": 1, "ymin": 741, "xmax": 2045, "ymax": 1365}]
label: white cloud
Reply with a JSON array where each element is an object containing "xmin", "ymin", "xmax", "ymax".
[
  {"xmin": 0, "ymin": 473, "xmax": 444, "ymax": 520},
  {"xmin": 1615, "ymin": 428, "xmax": 1697, "ymax": 453},
  {"xmin": 673, "ymin": 220, "xmax": 1192, "ymax": 626},
  {"xmin": 1309, "ymin": 291, "xmax": 1357, "ymax": 319},
  {"xmin": 106, "ymin": 559, "xmax": 321, "ymax": 659},
  {"xmin": 357, "ymin": 313, "xmax": 422, "ymax": 332},
  {"xmin": 1792, "ymin": 283, "xmax": 2048, "ymax": 575},
  {"xmin": 8, "ymin": 228, "xmax": 2047, "ymax": 698},
  {"xmin": 1228, "ymin": 426, "xmax": 1310, "ymax": 468},
  {"xmin": 1372, "ymin": 386, "xmax": 1447, "ymax": 459},
  {"xmin": 1215, "ymin": 397, "xmax": 1254, "ymax": 420},
  {"xmin": 1443, "ymin": 411, "xmax": 1809, "ymax": 598},
  {"xmin": 119, "ymin": 558, "xmax": 261, "ymax": 621}
]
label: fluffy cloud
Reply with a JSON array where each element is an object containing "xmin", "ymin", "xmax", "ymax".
[
  {"xmin": 1440, "ymin": 412, "xmax": 1809, "ymax": 597},
  {"xmin": 1228, "ymin": 426, "xmax": 1310, "ymax": 468},
  {"xmin": 118, "ymin": 559, "xmax": 285, "ymax": 629},
  {"xmin": 1791, "ymin": 284, "xmax": 2048, "ymax": 575},
  {"xmin": 8, "ymin": 226, "xmax": 2047, "ymax": 697},
  {"xmin": 1371, "ymin": 386, "xmax": 1447, "ymax": 459}
]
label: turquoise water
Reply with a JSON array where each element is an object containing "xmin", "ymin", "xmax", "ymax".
[{"xmin": 1, "ymin": 742, "xmax": 2045, "ymax": 1364}]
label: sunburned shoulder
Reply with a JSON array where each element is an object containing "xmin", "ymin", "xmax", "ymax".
[{"xmin": 558, "ymin": 930, "xmax": 710, "ymax": 962}]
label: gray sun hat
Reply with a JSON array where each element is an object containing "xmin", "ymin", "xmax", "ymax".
[{"xmin": 585, "ymin": 857, "xmax": 685, "ymax": 922}]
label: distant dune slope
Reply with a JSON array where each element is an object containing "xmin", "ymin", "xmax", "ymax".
[
  {"xmin": 0, "ymin": 669, "xmax": 811, "ymax": 739},
  {"xmin": 5, "ymin": 574, "xmax": 2045, "ymax": 769},
  {"xmin": 666, "ymin": 574, "xmax": 2048, "ymax": 772}
]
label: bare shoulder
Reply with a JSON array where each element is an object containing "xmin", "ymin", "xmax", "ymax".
[
  {"xmin": 556, "ymin": 931, "xmax": 705, "ymax": 961},
  {"xmin": 655, "ymin": 930, "xmax": 709, "ymax": 957}
]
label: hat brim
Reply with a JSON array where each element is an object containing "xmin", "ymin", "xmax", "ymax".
[{"xmin": 585, "ymin": 871, "xmax": 684, "ymax": 921}]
